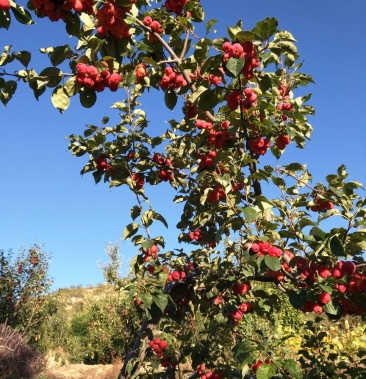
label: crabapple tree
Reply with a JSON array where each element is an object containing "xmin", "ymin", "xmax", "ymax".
[
  {"xmin": 0, "ymin": 245, "xmax": 57, "ymax": 343},
  {"xmin": 1, "ymin": 1, "xmax": 366, "ymax": 378}
]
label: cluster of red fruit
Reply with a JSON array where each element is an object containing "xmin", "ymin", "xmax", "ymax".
[
  {"xmin": 197, "ymin": 150, "xmax": 217, "ymax": 170},
  {"xmin": 135, "ymin": 63, "xmax": 147, "ymax": 84},
  {"xmin": 292, "ymin": 257, "xmax": 366, "ymax": 315},
  {"xmin": 276, "ymin": 80, "xmax": 293, "ymax": 120},
  {"xmin": 189, "ymin": 66, "xmax": 223, "ymax": 86},
  {"xmin": 277, "ymin": 79, "xmax": 291, "ymax": 99},
  {"xmin": 275, "ymin": 134, "xmax": 291, "ymax": 150},
  {"xmin": 232, "ymin": 282, "xmax": 251, "ymax": 296},
  {"xmin": 246, "ymin": 241, "xmax": 283, "ymax": 258},
  {"xmin": 228, "ymin": 301, "xmax": 253, "ymax": 325},
  {"xmin": 196, "ymin": 364, "xmax": 223, "ymax": 379},
  {"xmin": 149, "ymin": 337, "xmax": 175, "ymax": 367},
  {"xmin": 266, "ymin": 268, "xmax": 286, "ymax": 282},
  {"xmin": 195, "ymin": 119, "xmax": 213, "ymax": 130},
  {"xmin": 247, "ymin": 137, "xmax": 271, "ymax": 155},
  {"xmin": 164, "ymin": 0, "xmax": 191, "ymax": 15},
  {"xmin": 167, "ymin": 270, "xmax": 186, "ymax": 282},
  {"xmin": 0, "ymin": 0, "xmax": 10, "ymax": 11},
  {"xmin": 143, "ymin": 16, "xmax": 164, "ymax": 35},
  {"xmin": 160, "ymin": 66, "xmax": 187, "ymax": 90},
  {"xmin": 184, "ymin": 101, "xmax": 198, "ymax": 119},
  {"xmin": 188, "ymin": 229, "xmax": 216, "ymax": 247},
  {"xmin": 95, "ymin": 0, "xmax": 131, "ymax": 39},
  {"xmin": 310, "ymin": 194, "xmax": 334, "ymax": 212},
  {"xmin": 277, "ymin": 100, "xmax": 294, "ymax": 121},
  {"xmin": 207, "ymin": 186, "xmax": 226, "ymax": 204},
  {"xmin": 231, "ymin": 180, "xmax": 244, "ymax": 192},
  {"xmin": 152, "ymin": 153, "xmax": 174, "ymax": 182},
  {"xmin": 207, "ymin": 121, "xmax": 233, "ymax": 149},
  {"xmin": 95, "ymin": 154, "xmax": 112, "ymax": 170},
  {"xmin": 131, "ymin": 173, "xmax": 145, "ymax": 189},
  {"xmin": 188, "ymin": 229, "xmax": 202, "ymax": 242},
  {"xmin": 222, "ymin": 40, "xmax": 260, "ymax": 80},
  {"xmin": 225, "ymin": 87, "xmax": 258, "ymax": 111},
  {"xmin": 149, "ymin": 337, "xmax": 168, "ymax": 358},
  {"xmin": 76, "ymin": 63, "xmax": 122, "ymax": 92},
  {"xmin": 141, "ymin": 245, "xmax": 159, "ymax": 262},
  {"xmin": 31, "ymin": 0, "xmax": 93, "ymax": 21},
  {"xmin": 301, "ymin": 293, "xmax": 331, "ymax": 315}
]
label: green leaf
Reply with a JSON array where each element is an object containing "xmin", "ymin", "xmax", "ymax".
[
  {"xmin": 256, "ymin": 363, "xmax": 276, "ymax": 379},
  {"xmin": 225, "ymin": 57, "xmax": 244, "ymax": 77},
  {"xmin": 49, "ymin": 45, "xmax": 73, "ymax": 67},
  {"xmin": 309, "ymin": 227, "xmax": 326, "ymax": 241},
  {"xmin": 227, "ymin": 20, "xmax": 243, "ymax": 41},
  {"xmin": 66, "ymin": 12, "xmax": 80, "ymax": 36},
  {"xmin": 130, "ymin": 205, "xmax": 141, "ymax": 221},
  {"xmin": 0, "ymin": 9, "xmax": 11, "ymax": 30},
  {"xmin": 39, "ymin": 67, "xmax": 62, "ymax": 88},
  {"xmin": 189, "ymin": 85, "xmax": 208, "ymax": 103},
  {"xmin": 200, "ymin": 55, "xmax": 222, "ymax": 76},
  {"xmin": 142, "ymin": 57, "xmax": 158, "ymax": 67},
  {"xmin": 323, "ymin": 300, "xmax": 342, "ymax": 316},
  {"xmin": 79, "ymin": 89, "xmax": 96, "ymax": 108},
  {"xmin": 264, "ymin": 255, "xmax": 281, "ymax": 271},
  {"xmin": 11, "ymin": 5, "xmax": 34, "ymax": 25},
  {"xmin": 92, "ymin": 170, "xmax": 103, "ymax": 184},
  {"xmin": 272, "ymin": 176, "xmax": 286, "ymax": 188},
  {"xmin": 274, "ymin": 30, "xmax": 297, "ymax": 42},
  {"xmin": 153, "ymin": 212, "xmax": 169, "ymax": 229},
  {"xmin": 283, "ymin": 359, "xmax": 303, "ymax": 379},
  {"xmin": 298, "ymin": 218, "xmax": 316, "ymax": 229},
  {"xmin": 252, "ymin": 17, "xmax": 278, "ymax": 41},
  {"xmin": 242, "ymin": 207, "xmax": 257, "ymax": 223},
  {"xmin": 79, "ymin": 12, "xmax": 95, "ymax": 30},
  {"xmin": 124, "ymin": 71, "xmax": 136, "ymax": 87},
  {"xmin": 205, "ymin": 19, "xmax": 217, "ymax": 33},
  {"xmin": 198, "ymin": 88, "xmax": 220, "ymax": 111},
  {"xmin": 123, "ymin": 223, "xmax": 139, "ymax": 240},
  {"xmin": 258, "ymin": 73, "xmax": 272, "ymax": 93},
  {"xmin": 164, "ymin": 89, "xmax": 177, "ymax": 110},
  {"xmin": 234, "ymin": 30, "xmax": 256, "ymax": 42},
  {"xmin": 194, "ymin": 39, "xmax": 209, "ymax": 64},
  {"xmin": 29, "ymin": 78, "xmax": 46, "ymax": 100},
  {"xmin": 329, "ymin": 235, "xmax": 346, "ymax": 257},
  {"xmin": 269, "ymin": 41, "xmax": 298, "ymax": 56},
  {"xmin": 152, "ymin": 293, "xmax": 168, "ymax": 313},
  {"xmin": 51, "ymin": 86, "xmax": 70, "ymax": 112},
  {"xmin": 131, "ymin": 234, "xmax": 146, "ymax": 246},
  {"xmin": 288, "ymin": 289, "xmax": 307, "ymax": 310},
  {"xmin": 232, "ymin": 341, "xmax": 257, "ymax": 356},
  {"xmin": 0, "ymin": 80, "xmax": 17, "ymax": 106},
  {"xmin": 15, "ymin": 51, "xmax": 31, "ymax": 67},
  {"xmin": 190, "ymin": 4, "xmax": 204, "ymax": 22}
]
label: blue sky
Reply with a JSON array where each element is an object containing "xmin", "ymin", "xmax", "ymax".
[{"xmin": 1, "ymin": 0, "xmax": 366, "ymax": 290}]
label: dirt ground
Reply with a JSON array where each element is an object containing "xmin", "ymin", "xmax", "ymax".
[
  {"xmin": 43, "ymin": 357, "xmax": 122, "ymax": 379},
  {"xmin": 44, "ymin": 364, "xmax": 119, "ymax": 379}
]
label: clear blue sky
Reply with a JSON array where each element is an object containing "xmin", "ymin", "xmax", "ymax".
[{"xmin": 1, "ymin": 0, "xmax": 365, "ymax": 290}]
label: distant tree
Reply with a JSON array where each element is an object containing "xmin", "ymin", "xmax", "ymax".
[{"xmin": 0, "ymin": 245, "xmax": 57, "ymax": 343}]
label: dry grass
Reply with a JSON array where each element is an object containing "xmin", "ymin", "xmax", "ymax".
[{"xmin": 0, "ymin": 322, "xmax": 45, "ymax": 379}]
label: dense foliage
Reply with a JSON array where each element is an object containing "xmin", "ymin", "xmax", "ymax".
[
  {"xmin": 1, "ymin": 1, "xmax": 366, "ymax": 378},
  {"xmin": 0, "ymin": 245, "xmax": 57, "ymax": 343}
]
